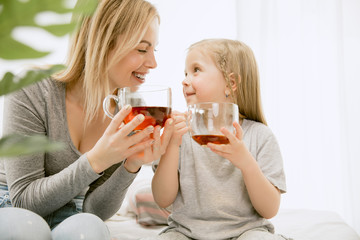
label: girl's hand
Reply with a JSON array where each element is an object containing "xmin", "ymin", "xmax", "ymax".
[
  {"xmin": 207, "ymin": 121, "xmax": 253, "ymax": 171},
  {"xmin": 87, "ymin": 105, "xmax": 156, "ymax": 174},
  {"xmin": 169, "ymin": 111, "xmax": 189, "ymax": 147},
  {"xmin": 125, "ymin": 118, "xmax": 175, "ymax": 172}
]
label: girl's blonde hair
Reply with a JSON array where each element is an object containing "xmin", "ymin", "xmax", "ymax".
[
  {"xmin": 55, "ymin": 0, "xmax": 159, "ymax": 124},
  {"xmin": 188, "ymin": 39, "xmax": 267, "ymax": 125}
]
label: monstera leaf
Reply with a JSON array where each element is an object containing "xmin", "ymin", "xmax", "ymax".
[
  {"xmin": 0, "ymin": 0, "xmax": 97, "ymax": 60},
  {"xmin": 0, "ymin": 0, "xmax": 96, "ymax": 157},
  {"xmin": 0, "ymin": 64, "xmax": 65, "ymax": 96},
  {"xmin": 0, "ymin": 134, "xmax": 64, "ymax": 157}
]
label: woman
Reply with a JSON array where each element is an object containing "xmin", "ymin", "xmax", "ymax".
[{"xmin": 0, "ymin": 0, "xmax": 173, "ymax": 239}]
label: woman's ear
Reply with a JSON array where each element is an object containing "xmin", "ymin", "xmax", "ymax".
[{"xmin": 228, "ymin": 73, "xmax": 239, "ymax": 92}]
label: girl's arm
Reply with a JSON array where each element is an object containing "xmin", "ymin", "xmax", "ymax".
[
  {"xmin": 152, "ymin": 143, "xmax": 180, "ymax": 208},
  {"xmin": 152, "ymin": 112, "xmax": 188, "ymax": 208},
  {"xmin": 231, "ymin": 143, "xmax": 280, "ymax": 219},
  {"xmin": 208, "ymin": 122, "xmax": 281, "ymax": 219}
]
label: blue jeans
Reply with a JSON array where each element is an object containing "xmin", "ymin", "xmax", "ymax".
[{"xmin": 0, "ymin": 185, "xmax": 111, "ymax": 240}]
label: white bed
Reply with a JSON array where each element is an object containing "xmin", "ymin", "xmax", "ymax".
[{"xmin": 105, "ymin": 166, "xmax": 360, "ymax": 240}]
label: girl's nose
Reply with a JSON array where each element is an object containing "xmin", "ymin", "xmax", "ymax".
[{"xmin": 182, "ymin": 77, "xmax": 191, "ymax": 86}]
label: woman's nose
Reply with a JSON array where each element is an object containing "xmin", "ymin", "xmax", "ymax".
[{"xmin": 145, "ymin": 51, "xmax": 157, "ymax": 69}]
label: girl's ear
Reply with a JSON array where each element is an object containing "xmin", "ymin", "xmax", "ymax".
[{"xmin": 228, "ymin": 72, "xmax": 239, "ymax": 92}]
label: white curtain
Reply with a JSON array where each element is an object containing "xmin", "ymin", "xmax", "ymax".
[{"xmin": 235, "ymin": 0, "xmax": 360, "ymax": 234}]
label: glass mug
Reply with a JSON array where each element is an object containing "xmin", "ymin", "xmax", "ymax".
[
  {"xmin": 103, "ymin": 85, "xmax": 172, "ymax": 131},
  {"xmin": 187, "ymin": 102, "xmax": 239, "ymax": 146}
]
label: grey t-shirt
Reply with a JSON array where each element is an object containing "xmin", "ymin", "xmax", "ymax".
[
  {"xmin": 0, "ymin": 78, "xmax": 137, "ymax": 220},
  {"xmin": 166, "ymin": 119, "xmax": 287, "ymax": 239}
]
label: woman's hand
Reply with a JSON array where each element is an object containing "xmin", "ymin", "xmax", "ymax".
[
  {"xmin": 87, "ymin": 105, "xmax": 156, "ymax": 174},
  {"xmin": 125, "ymin": 111, "xmax": 188, "ymax": 172},
  {"xmin": 125, "ymin": 118, "xmax": 175, "ymax": 172},
  {"xmin": 207, "ymin": 121, "xmax": 253, "ymax": 171}
]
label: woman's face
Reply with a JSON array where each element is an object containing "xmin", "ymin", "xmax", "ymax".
[
  {"xmin": 182, "ymin": 48, "xmax": 227, "ymax": 106},
  {"xmin": 108, "ymin": 18, "xmax": 159, "ymax": 89}
]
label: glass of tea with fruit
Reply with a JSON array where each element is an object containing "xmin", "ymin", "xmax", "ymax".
[
  {"xmin": 103, "ymin": 85, "xmax": 172, "ymax": 131},
  {"xmin": 187, "ymin": 102, "xmax": 239, "ymax": 146}
]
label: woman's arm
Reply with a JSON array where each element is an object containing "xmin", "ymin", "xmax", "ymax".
[
  {"xmin": 2, "ymin": 83, "xmax": 102, "ymax": 217},
  {"xmin": 83, "ymin": 119, "xmax": 175, "ymax": 220},
  {"xmin": 83, "ymin": 161, "xmax": 137, "ymax": 220}
]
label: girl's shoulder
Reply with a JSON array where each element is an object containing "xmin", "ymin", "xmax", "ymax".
[
  {"xmin": 242, "ymin": 119, "xmax": 277, "ymax": 141},
  {"xmin": 242, "ymin": 118, "xmax": 270, "ymax": 133}
]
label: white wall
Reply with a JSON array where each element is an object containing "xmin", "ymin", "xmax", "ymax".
[{"xmin": 146, "ymin": 0, "xmax": 237, "ymax": 112}]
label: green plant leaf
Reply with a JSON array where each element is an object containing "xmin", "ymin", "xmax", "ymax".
[
  {"xmin": 0, "ymin": 35, "xmax": 50, "ymax": 60},
  {"xmin": 0, "ymin": 134, "xmax": 64, "ymax": 158},
  {"xmin": 0, "ymin": 0, "xmax": 74, "ymax": 60},
  {"xmin": 41, "ymin": 22, "xmax": 77, "ymax": 37},
  {"xmin": 0, "ymin": 64, "xmax": 65, "ymax": 96}
]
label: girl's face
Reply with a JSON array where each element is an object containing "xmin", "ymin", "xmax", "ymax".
[
  {"xmin": 108, "ymin": 18, "xmax": 159, "ymax": 90},
  {"xmin": 183, "ymin": 48, "xmax": 228, "ymax": 106}
]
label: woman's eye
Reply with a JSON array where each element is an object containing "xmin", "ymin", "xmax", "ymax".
[
  {"xmin": 138, "ymin": 49, "xmax": 147, "ymax": 53},
  {"xmin": 194, "ymin": 67, "xmax": 200, "ymax": 72}
]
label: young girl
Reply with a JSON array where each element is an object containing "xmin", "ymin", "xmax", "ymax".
[{"xmin": 149, "ymin": 39, "xmax": 289, "ymax": 240}]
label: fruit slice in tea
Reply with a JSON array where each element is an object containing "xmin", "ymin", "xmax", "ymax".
[{"xmin": 124, "ymin": 106, "xmax": 172, "ymax": 131}]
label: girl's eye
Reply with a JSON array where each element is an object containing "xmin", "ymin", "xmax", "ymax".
[
  {"xmin": 138, "ymin": 49, "xmax": 147, "ymax": 53},
  {"xmin": 194, "ymin": 67, "xmax": 200, "ymax": 72}
]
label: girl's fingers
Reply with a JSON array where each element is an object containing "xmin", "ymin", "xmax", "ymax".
[
  {"xmin": 233, "ymin": 121, "xmax": 243, "ymax": 139},
  {"xmin": 171, "ymin": 111, "xmax": 185, "ymax": 118},
  {"xmin": 152, "ymin": 126, "xmax": 162, "ymax": 156},
  {"xmin": 208, "ymin": 144, "xmax": 234, "ymax": 162},
  {"xmin": 160, "ymin": 118, "xmax": 174, "ymax": 152},
  {"xmin": 220, "ymin": 127, "xmax": 237, "ymax": 143}
]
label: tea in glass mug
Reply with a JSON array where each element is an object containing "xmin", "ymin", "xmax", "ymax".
[
  {"xmin": 103, "ymin": 85, "xmax": 172, "ymax": 131},
  {"xmin": 187, "ymin": 102, "xmax": 239, "ymax": 146}
]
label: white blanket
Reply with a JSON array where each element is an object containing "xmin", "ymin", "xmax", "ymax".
[{"xmin": 106, "ymin": 166, "xmax": 360, "ymax": 240}]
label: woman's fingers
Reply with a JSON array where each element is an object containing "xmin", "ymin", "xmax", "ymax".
[
  {"xmin": 106, "ymin": 105, "xmax": 132, "ymax": 133},
  {"xmin": 127, "ymin": 125, "xmax": 155, "ymax": 146},
  {"xmin": 124, "ymin": 137, "xmax": 154, "ymax": 158}
]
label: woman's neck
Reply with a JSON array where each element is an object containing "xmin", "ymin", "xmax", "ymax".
[{"xmin": 66, "ymin": 80, "xmax": 85, "ymax": 109}]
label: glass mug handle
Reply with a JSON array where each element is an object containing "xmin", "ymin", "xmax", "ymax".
[{"xmin": 102, "ymin": 95, "xmax": 120, "ymax": 119}]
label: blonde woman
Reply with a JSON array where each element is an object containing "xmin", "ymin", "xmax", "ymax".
[
  {"xmin": 0, "ymin": 0, "xmax": 174, "ymax": 239},
  {"xmin": 148, "ymin": 39, "xmax": 290, "ymax": 240}
]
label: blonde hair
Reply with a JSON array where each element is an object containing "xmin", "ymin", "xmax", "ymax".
[
  {"xmin": 55, "ymin": 0, "xmax": 159, "ymax": 124},
  {"xmin": 188, "ymin": 39, "xmax": 267, "ymax": 125}
]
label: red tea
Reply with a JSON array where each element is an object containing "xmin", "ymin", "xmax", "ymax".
[
  {"xmin": 192, "ymin": 135, "xmax": 229, "ymax": 145},
  {"xmin": 124, "ymin": 106, "xmax": 172, "ymax": 131}
]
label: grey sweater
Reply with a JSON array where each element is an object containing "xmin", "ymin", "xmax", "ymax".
[
  {"xmin": 166, "ymin": 120, "xmax": 287, "ymax": 239},
  {"xmin": 0, "ymin": 78, "xmax": 136, "ymax": 220}
]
